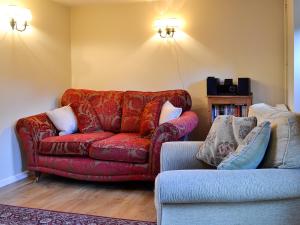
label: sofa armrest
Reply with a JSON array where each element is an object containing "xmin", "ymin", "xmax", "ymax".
[
  {"xmin": 16, "ymin": 113, "xmax": 57, "ymax": 167},
  {"xmin": 150, "ymin": 111, "xmax": 199, "ymax": 175},
  {"xmin": 155, "ymin": 169, "xmax": 300, "ymax": 204},
  {"xmin": 161, "ymin": 141, "xmax": 212, "ymax": 171}
]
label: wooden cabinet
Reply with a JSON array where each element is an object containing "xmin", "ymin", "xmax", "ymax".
[{"xmin": 208, "ymin": 95, "xmax": 253, "ymax": 124}]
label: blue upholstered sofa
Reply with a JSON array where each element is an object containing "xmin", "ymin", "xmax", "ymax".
[
  {"xmin": 155, "ymin": 104, "xmax": 300, "ymax": 225},
  {"xmin": 155, "ymin": 141, "xmax": 300, "ymax": 225}
]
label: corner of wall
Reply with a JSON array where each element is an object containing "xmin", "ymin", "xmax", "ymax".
[{"xmin": 285, "ymin": 0, "xmax": 295, "ymax": 111}]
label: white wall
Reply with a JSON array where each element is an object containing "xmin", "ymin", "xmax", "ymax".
[
  {"xmin": 0, "ymin": 0, "xmax": 71, "ymax": 183},
  {"xmin": 71, "ymin": 0, "xmax": 285, "ymax": 139}
]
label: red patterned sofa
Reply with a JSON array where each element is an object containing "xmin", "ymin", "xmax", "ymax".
[{"xmin": 16, "ymin": 89, "xmax": 198, "ymax": 182}]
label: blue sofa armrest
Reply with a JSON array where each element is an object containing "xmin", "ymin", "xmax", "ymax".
[
  {"xmin": 155, "ymin": 169, "xmax": 300, "ymax": 204},
  {"xmin": 161, "ymin": 141, "xmax": 211, "ymax": 171}
]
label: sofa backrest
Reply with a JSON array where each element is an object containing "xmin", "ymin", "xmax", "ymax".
[
  {"xmin": 61, "ymin": 89, "xmax": 192, "ymax": 133},
  {"xmin": 61, "ymin": 89, "xmax": 124, "ymax": 132},
  {"xmin": 120, "ymin": 90, "xmax": 192, "ymax": 133}
]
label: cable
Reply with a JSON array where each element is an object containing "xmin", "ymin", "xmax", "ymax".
[{"xmin": 170, "ymin": 38, "xmax": 185, "ymax": 89}]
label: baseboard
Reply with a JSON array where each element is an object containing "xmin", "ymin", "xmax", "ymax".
[{"xmin": 0, "ymin": 171, "xmax": 29, "ymax": 188}]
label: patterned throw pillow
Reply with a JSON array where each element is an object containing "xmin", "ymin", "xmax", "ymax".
[
  {"xmin": 71, "ymin": 101, "xmax": 102, "ymax": 133},
  {"xmin": 218, "ymin": 121, "xmax": 271, "ymax": 170},
  {"xmin": 232, "ymin": 116, "xmax": 257, "ymax": 144},
  {"xmin": 139, "ymin": 99, "xmax": 163, "ymax": 137},
  {"xmin": 196, "ymin": 115, "xmax": 257, "ymax": 167}
]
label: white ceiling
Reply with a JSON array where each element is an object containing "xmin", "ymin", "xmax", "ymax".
[{"xmin": 52, "ymin": 0, "xmax": 155, "ymax": 6}]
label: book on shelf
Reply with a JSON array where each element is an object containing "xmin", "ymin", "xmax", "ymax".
[{"xmin": 211, "ymin": 104, "xmax": 248, "ymax": 122}]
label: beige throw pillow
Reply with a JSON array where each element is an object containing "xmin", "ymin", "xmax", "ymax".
[
  {"xmin": 196, "ymin": 115, "xmax": 257, "ymax": 167},
  {"xmin": 249, "ymin": 103, "xmax": 300, "ymax": 168}
]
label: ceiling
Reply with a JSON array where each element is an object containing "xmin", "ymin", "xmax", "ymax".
[{"xmin": 52, "ymin": 0, "xmax": 155, "ymax": 6}]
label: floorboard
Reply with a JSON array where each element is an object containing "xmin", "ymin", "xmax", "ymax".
[{"xmin": 0, "ymin": 174, "xmax": 156, "ymax": 222}]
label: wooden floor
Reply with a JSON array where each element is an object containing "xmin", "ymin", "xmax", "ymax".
[{"xmin": 0, "ymin": 174, "xmax": 156, "ymax": 222}]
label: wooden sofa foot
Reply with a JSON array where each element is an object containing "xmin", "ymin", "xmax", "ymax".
[{"xmin": 34, "ymin": 171, "xmax": 41, "ymax": 183}]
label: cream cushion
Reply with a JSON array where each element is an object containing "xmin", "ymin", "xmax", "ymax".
[
  {"xmin": 46, "ymin": 105, "xmax": 78, "ymax": 136},
  {"xmin": 159, "ymin": 101, "xmax": 182, "ymax": 125},
  {"xmin": 248, "ymin": 103, "xmax": 300, "ymax": 168}
]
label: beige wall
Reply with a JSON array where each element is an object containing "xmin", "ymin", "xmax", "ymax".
[
  {"xmin": 0, "ymin": 0, "xmax": 71, "ymax": 182},
  {"xmin": 71, "ymin": 0, "xmax": 285, "ymax": 139}
]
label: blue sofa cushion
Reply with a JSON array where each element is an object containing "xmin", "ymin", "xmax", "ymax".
[{"xmin": 218, "ymin": 121, "xmax": 271, "ymax": 170}]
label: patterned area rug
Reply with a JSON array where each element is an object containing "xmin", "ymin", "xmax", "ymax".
[{"xmin": 0, "ymin": 204, "xmax": 156, "ymax": 225}]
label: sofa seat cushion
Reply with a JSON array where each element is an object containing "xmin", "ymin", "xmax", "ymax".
[
  {"xmin": 89, "ymin": 133, "xmax": 151, "ymax": 163},
  {"xmin": 39, "ymin": 131, "xmax": 114, "ymax": 156}
]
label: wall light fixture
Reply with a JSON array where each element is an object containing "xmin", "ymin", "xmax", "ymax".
[
  {"xmin": 6, "ymin": 5, "xmax": 32, "ymax": 32},
  {"xmin": 154, "ymin": 18, "xmax": 180, "ymax": 38}
]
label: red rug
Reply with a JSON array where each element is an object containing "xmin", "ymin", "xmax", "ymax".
[{"xmin": 0, "ymin": 204, "xmax": 156, "ymax": 225}]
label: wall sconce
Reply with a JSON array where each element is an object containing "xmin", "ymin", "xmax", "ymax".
[
  {"xmin": 7, "ymin": 5, "xmax": 32, "ymax": 32},
  {"xmin": 155, "ymin": 18, "xmax": 180, "ymax": 38}
]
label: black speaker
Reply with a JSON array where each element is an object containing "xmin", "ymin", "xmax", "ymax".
[
  {"xmin": 224, "ymin": 79, "xmax": 233, "ymax": 86},
  {"xmin": 207, "ymin": 77, "xmax": 219, "ymax": 95},
  {"xmin": 223, "ymin": 79, "xmax": 234, "ymax": 95},
  {"xmin": 228, "ymin": 85, "xmax": 237, "ymax": 95},
  {"xmin": 238, "ymin": 78, "xmax": 251, "ymax": 96}
]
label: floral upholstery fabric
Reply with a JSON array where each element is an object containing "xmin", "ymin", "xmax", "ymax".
[
  {"xmin": 121, "ymin": 90, "xmax": 192, "ymax": 133},
  {"xmin": 71, "ymin": 101, "xmax": 102, "ymax": 133},
  {"xmin": 196, "ymin": 115, "xmax": 257, "ymax": 167},
  {"xmin": 139, "ymin": 99, "xmax": 163, "ymax": 137},
  {"xmin": 37, "ymin": 155, "xmax": 149, "ymax": 177},
  {"xmin": 39, "ymin": 132, "xmax": 114, "ymax": 156},
  {"xmin": 17, "ymin": 89, "xmax": 198, "ymax": 182},
  {"xmin": 150, "ymin": 111, "xmax": 199, "ymax": 175},
  {"xmin": 61, "ymin": 89, "xmax": 96, "ymax": 106},
  {"xmin": 16, "ymin": 113, "xmax": 58, "ymax": 167},
  {"xmin": 89, "ymin": 91, "xmax": 123, "ymax": 132},
  {"xmin": 62, "ymin": 89, "xmax": 124, "ymax": 133},
  {"xmin": 89, "ymin": 133, "xmax": 151, "ymax": 163}
]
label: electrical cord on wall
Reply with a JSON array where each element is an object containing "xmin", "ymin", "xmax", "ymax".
[{"xmin": 168, "ymin": 38, "xmax": 185, "ymax": 90}]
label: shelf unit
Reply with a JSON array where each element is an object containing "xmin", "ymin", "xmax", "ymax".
[{"xmin": 208, "ymin": 95, "xmax": 253, "ymax": 124}]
